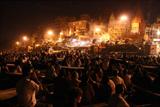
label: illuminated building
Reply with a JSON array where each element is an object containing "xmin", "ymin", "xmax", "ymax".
[
  {"xmin": 130, "ymin": 0, "xmax": 145, "ymax": 43},
  {"xmin": 144, "ymin": 18, "xmax": 160, "ymax": 55},
  {"xmin": 108, "ymin": 13, "xmax": 130, "ymax": 41},
  {"xmin": 68, "ymin": 20, "xmax": 89, "ymax": 36},
  {"xmin": 131, "ymin": 17, "xmax": 141, "ymax": 34}
]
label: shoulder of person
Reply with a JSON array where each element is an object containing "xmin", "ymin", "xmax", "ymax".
[
  {"xmin": 30, "ymin": 79, "xmax": 39, "ymax": 85},
  {"xmin": 118, "ymin": 96, "xmax": 130, "ymax": 107},
  {"xmin": 118, "ymin": 76, "xmax": 124, "ymax": 81},
  {"xmin": 27, "ymin": 79, "xmax": 39, "ymax": 89}
]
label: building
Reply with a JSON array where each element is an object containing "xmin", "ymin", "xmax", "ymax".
[
  {"xmin": 108, "ymin": 13, "xmax": 131, "ymax": 42},
  {"xmin": 144, "ymin": 18, "xmax": 160, "ymax": 55},
  {"xmin": 68, "ymin": 20, "xmax": 89, "ymax": 36}
]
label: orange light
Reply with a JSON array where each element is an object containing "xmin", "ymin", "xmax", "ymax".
[
  {"xmin": 99, "ymin": 33, "xmax": 110, "ymax": 42},
  {"xmin": 47, "ymin": 30, "xmax": 53, "ymax": 35},
  {"xmin": 157, "ymin": 30, "xmax": 160, "ymax": 36},
  {"xmin": 16, "ymin": 41, "xmax": 20, "ymax": 45},
  {"xmin": 60, "ymin": 31, "xmax": 63, "ymax": 36},
  {"xmin": 35, "ymin": 44, "xmax": 40, "ymax": 47},
  {"xmin": 95, "ymin": 27, "xmax": 101, "ymax": 33},
  {"xmin": 120, "ymin": 15, "xmax": 128, "ymax": 22},
  {"xmin": 22, "ymin": 36, "xmax": 28, "ymax": 41}
]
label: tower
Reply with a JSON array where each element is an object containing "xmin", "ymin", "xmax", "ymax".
[{"xmin": 130, "ymin": 0, "xmax": 145, "ymax": 43}]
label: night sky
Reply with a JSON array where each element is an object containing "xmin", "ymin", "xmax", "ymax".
[{"xmin": 0, "ymin": 0, "xmax": 160, "ymax": 49}]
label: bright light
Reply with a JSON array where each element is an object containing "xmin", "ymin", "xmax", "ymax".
[
  {"xmin": 35, "ymin": 44, "xmax": 40, "ymax": 47},
  {"xmin": 47, "ymin": 30, "xmax": 53, "ymax": 35},
  {"xmin": 157, "ymin": 30, "xmax": 160, "ymax": 36},
  {"xmin": 57, "ymin": 38, "xmax": 63, "ymax": 42},
  {"xmin": 79, "ymin": 41, "xmax": 86, "ymax": 46},
  {"xmin": 22, "ymin": 36, "xmax": 28, "ymax": 41},
  {"xmin": 69, "ymin": 30, "xmax": 72, "ymax": 35},
  {"xmin": 60, "ymin": 31, "xmax": 63, "ymax": 36},
  {"xmin": 72, "ymin": 39, "xmax": 77, "ymax": 42},
  {"xmin": 153, "ymin": 38, "xmax": 160, "ymax": 42},
  {"xmin": 16, "ymin": 41, "xmax": 20, "ymax": 45},
  {"xmin": 44, "ymin": 30, "xmax": 54, "ymax": 42},
  {"xmin": 69, "ymin": 40, "xmax": 79, "ymax": 47},
  {"xmin": 120, "ymin": 15, "xmax": 128, "ymax": 22},
  {"xmin": 70, "ymin": 40, "xmax": 90, "ymax": 47},
  {"xmin": 95, "ymin": 27, "xmax": 101, "ymax": 33},
  {"xmin": 99, "ymin": 33, "xmax": 110, "ymax": 42}
]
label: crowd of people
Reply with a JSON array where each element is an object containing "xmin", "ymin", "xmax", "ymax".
[{"xmin": 0, "ymin": 47, "xmax": 160, "ymax": 107}]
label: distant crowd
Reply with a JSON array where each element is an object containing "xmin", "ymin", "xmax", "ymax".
[{"xmin": 0, "ymin": 48, "xmax": 160, "ymax": 107}]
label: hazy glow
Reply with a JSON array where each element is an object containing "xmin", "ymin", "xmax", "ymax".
[
  {"xmin": 35, "ymin": 44, "xmax": 40, "ymax": 47},
  {"xmin": 69, "ymin": 30, "xmax": 72, "ymax": 35},
  {"xmin": 47, "ymin": 30, "xmax": 53, "ymax": 35},
  {"xmin": 120, "ymin": 15, "xmax": 128, "ymax": 22},
  {"xmin": 60, "ymin": 31, "xmax": 63, "ymax": 36},
  {"xmin": 69, "ymin": 38, "xmax": 91, "ymax": 47},
  {"xmin": 57, "ymin": 38, "xmax": 63, "ymax": 42},
  {"xmin": 95, "ymin": 27, "xmax": 101, "ymax": 33},
  {"xmin": 72, "ymin": 39, "xmax": 77, "ymax": 42},
  {"xmin": 44, "ymin": 30, "xmax": 54, "ymax": 42},
  {"xmin": 16, "ymin": 41, "xmax": 20, "ymax": 45},
  {"xmin": 22, "ymin": 36, "xmax": 28, "ymax": 41},
  {"xmin": 153, "ymin": 38, "xmax": 160, "ymax": 42},
  {"xmin": 157, "ymin": 30, "xmax": 160, "ymax": 36},
  {"xmin": 99, "ymin": 33, "xmax": 110, "ymax": 42},
  {"xmin": 79, "ymin": 41, "xmax": 86, "ymax": 46}
]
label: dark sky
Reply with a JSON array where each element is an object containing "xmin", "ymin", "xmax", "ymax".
[{"xmin": 0, "ymin": 0, "xmax": 160, "ymax": 49}]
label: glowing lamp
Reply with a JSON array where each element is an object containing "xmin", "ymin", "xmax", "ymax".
[
  {"xmin": 95, "ymin": 27, "xmax": 101, "ymax": 33},
  {"xmin": 16, "ymin": 41, "xmax": 20, "ymax": 45},
  {"xmin": 120, "ymin": 15, "xmax": 128, "ymax": 22},
  {"xmin": 157, "ymin": 30, "xmax": 160, "ymax": 36},
  {"xmin": 47, "ymin": 30, "xmax": 53, "ymax": 35},
  {"xmin": 22, "ymin": 36, "xmax": 28, "ymax": 41}
]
